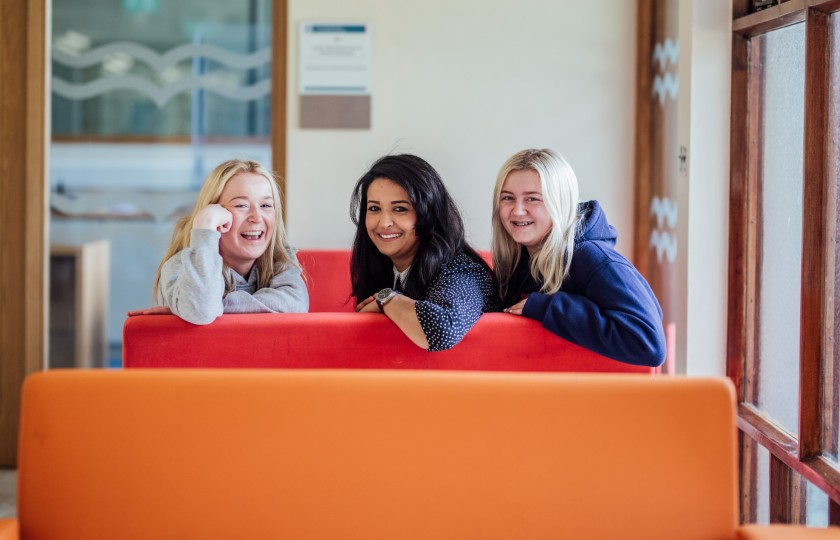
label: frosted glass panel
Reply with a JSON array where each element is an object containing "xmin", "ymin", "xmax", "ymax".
[
  {"xmin": 52, "ymin": 1, "xmax": 272, "ymax": 138},
  {"xmin": 830, "ymin": 11, "xmax": 840, "ymax": 465},
  {"xmin": 806, "ymin": 479, "xmax": 829, "ymax": 526},
  {"xmin": 755, "ymin": 23, "xmax": 805, "ymax": 436},
  {"xmin": 756, "ymin": 444, "xmax": 770, "ymax": 524}
]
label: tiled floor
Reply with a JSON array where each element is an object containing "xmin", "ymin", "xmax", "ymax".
[{"xmin": 0, "ymin": 469, "xmax": 16, "ymax": 519}]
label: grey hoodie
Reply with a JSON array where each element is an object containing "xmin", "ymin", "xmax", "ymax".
[{"xmin": 155, "ymin": 228, "xmax": 309, "ymax": 324}]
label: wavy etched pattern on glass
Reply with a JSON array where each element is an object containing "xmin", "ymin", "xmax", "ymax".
[
  {"xmin": 755, "ymin": 23, "xmax": 805, "ymax": 437},
  {"xmin": 53, "ymin": 42, "xmax": 271, "ymax": 106},
  {"xmin": 51, "ymin": 25, "xmax": 271, "ymax": 138}
]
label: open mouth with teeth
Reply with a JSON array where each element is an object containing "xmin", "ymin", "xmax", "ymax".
[
  {"xmin": 511, "ymin": 221, "xmax": 534, "ymax": 227},
  {"xmin": 378, "ymin": 232, "xmax": 403, "ymax": 240},
  {"xmin": 240, "ymin": 231, "xmax": 265, "ymax": 240}
]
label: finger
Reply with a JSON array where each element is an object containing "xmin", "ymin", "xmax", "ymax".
[{"xmin": 130, "ymin": 306, "xmax": 171, "ymax": 316}]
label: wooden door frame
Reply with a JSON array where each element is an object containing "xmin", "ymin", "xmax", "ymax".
[
  {"xmin": 273, "ymin": 0, "xmax": 288, "ymax": 222},
  {"xmin": 0, "ymin": 0, "xmax": 48, "ymax": 466}
]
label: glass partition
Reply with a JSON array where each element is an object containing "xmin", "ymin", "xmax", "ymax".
[{"xmin": 49, "ymin": 0, "xmax": 274, "ymax": 367}]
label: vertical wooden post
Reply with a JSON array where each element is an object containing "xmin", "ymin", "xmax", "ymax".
[
  {"xmin": 829, "ymin": 498, "xmax": 840, "ymax": 526},
  {"xmin": 0, "ymin": 0, "xmax": 48, "ymax": 465},
  {"xmin": 740, "ymin": 433, "xmax": 759, "ymax": 523},
  {"xmin": 634, "ymin": 0, "xmax": 654, "ymax": 275},
  {"xmin": 770, "ymin": 454, "xmax": 792, "ymax": 523},
  {"xmin": 271, "ymin": 0, "xmax": 288, "ymax": 224},
  {"xmin": 790, "ymin": 474, "xmax": 808, "ymax": 525},
  {"xmin": 727, "ymin": 31, "xmax": 750, "ymax": 400},
  {"xmin": 822, "ymin": 0, "xmax": 840, "ymax": 466},
  {"xmin": 798, "ymin": 6, "xmax": 829, "ymax": 462},
  {"xmin": 634, "ymin": 0, "xmax": 680, "ymax": 374}
]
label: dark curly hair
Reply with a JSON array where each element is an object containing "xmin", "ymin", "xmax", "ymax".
[{"xmin": 349, "ymin": 154, "xmax": 491, "ymax": 301}]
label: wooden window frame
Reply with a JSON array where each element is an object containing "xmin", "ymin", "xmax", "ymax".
[{"xmin": 728, "ymin": 0, "xmax": 840, "ymax": 523}]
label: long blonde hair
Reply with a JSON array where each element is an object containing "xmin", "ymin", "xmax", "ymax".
[
  {"xmin": 153, "ymin": 159, "xmax": 295, "ymax": 295},
  {"xmin": 491, "ymin": 149, "xmax": 581, "ymax": 301}
]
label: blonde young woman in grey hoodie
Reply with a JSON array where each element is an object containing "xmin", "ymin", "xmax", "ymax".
[{"xmin": 128, "ymin": 159, "xmax": 308, "ymax": 324}]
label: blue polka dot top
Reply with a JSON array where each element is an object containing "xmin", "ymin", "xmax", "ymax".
[{"xmin": 414, "ymin": 251, "xmax": 499, "ymax": 351}]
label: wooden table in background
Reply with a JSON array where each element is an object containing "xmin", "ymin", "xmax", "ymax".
[{"xmin": 50, "ymin": 241, "xmax": 109, "ymax": 368}]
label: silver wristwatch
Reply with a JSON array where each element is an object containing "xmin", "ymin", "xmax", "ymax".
[{"xmin": 374, "ymin": 288, "xmax": 399, "ymax": 312}]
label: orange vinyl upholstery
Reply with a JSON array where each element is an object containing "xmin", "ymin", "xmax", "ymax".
[
  {"xmin": 737, "ymin": 525, "xmax": 840, "ymax": 539},
  {"xmin": 4, "ymin": 370, "xmax": 838, "ymax": 539},
  {"xmin": 0, "ymin": 521, "xmax": 18, "ymax": 540}
]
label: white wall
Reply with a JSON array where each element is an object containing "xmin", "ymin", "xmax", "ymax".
[
  {"xmin": 675, "ymin": 0, "xmax": 731, "ymax": 376},
  {"xmin": 286, "ymin": 0, "xmax": 637, "ymax": 253}
]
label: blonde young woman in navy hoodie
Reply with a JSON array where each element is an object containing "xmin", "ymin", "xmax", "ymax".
[{"xmin": 492, "ymin": 148, "xmax": 666, "ymax": 367}]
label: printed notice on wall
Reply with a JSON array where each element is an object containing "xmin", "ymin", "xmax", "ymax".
[
  {"xmin": 299, "ymin": 23, "xmax": 371, "ymax": 95},
  {"xmin": 299, "ymin": 22, "xmax": 372, "ymax": 128}
]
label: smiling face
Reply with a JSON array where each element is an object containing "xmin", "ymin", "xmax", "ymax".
[
  {"xmin": 498, "ymin": 169, "xmax": 553, "ymax": 255},
  {"xmin": 365, "ymin": 178, "xmax": 419, "ymax": 271},
  {"xmin": 218, "ymin": 172, "xmax": 276, "ymax": 276}
]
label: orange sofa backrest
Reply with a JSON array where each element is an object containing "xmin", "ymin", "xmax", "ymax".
[{"xmin": 17, "ymin": 370, "xmax": 737, "ymax": 540}]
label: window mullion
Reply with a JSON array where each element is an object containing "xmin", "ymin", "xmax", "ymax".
[
  {"xmin": 799, "ymin": 6, "xmax": 831, "ymax": 461},
  {"xmin": 727, "ymin": 31, "xmax": 751, "ymax": 400}
]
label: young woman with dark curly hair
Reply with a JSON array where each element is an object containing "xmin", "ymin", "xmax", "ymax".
[{"xmin": 350, "ymin": 154, "xmax": 498, "ymax": 351}]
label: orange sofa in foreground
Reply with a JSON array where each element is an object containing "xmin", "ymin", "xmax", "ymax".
[{"xmin": 2, "ymin": 369, "xmax": 836, "ymax": 539}]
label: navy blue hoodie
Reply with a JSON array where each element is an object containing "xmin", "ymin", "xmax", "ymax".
[{"xmin": 509, "ymin": 200, "xmax": 667, "ymax": 367}]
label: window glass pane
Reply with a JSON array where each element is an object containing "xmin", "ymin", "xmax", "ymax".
[
  {"xmin": 827, "ymin": 11, "xmax": 840, "ymax": 465},
  {"xmin": 52, "ymin": 3, "xmax": 271, "ymax": 138},
  {"xmin": 756, "ymin": 443, "xmax": 770, "ymax": 524},
  {"xmin": 754, "ymin": 23, "xmax": 805, "ymax": 436},
  {"xmin": 49, "ymin": 0, "xmax": 273, "ymax": 367},
  {"xmin": 806, "ymin": 477, "xmax": 829, "ymax": 526}
]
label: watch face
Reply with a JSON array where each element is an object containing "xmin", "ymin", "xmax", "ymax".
[{"xmin": 377, "ymin": 288, "xmax": 394, "ymax": 301}]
